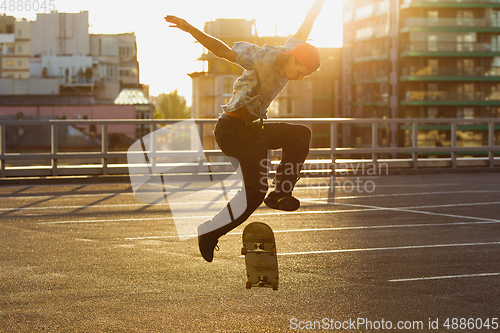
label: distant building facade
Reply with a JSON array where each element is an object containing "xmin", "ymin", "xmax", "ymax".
[
  {"xmin": 342, "ymin": 0, "xmax": 500, "ymax": 150},
  {"xmin": 1, "ymin": 12, "xmax": 143, "ymax": 105},
  {"xmin": 0, "ymin": 15, "xmax": 31, "ymax": 79},
  {"xmin": 90, "ymin": 33, "xmax": 141, "ymax": 101},
  {"xmin": 0, "ymin": 12, "xmax": 151, "ymax": 139}
]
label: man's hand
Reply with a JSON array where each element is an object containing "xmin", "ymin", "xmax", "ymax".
[
  {"xmin": 292, "ymin": 0, "xmax": 326, "ymax": 41},
  {"xmin": 164, "ymin": 15, "xmax": 237, "ymax": 62},
  {"xmin": 164, "ymin": 15, "xmax": 193, "ymax": 33}
]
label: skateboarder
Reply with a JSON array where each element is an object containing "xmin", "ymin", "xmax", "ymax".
[{"xmin": 165, "ymin": 0, "xmax": 325, "ymax": 262}]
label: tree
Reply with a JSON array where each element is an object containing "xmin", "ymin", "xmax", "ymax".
[{"xmin": 155, "ymin": 90, "xmax": 191, "ymax": 119}]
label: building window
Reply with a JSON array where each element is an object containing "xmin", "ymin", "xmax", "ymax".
[
  {"xmin": 457, "ymin": 107, "xmax": 474, "ymax": 119},
  {"xmin": 427, "ymin": 35, "xmax": 438, "ymax": 52},
  {"xmin": 457, "ymin": 10, "xmax": 474, "ymax": 27},
  {"xmin": 119, "ymin": 46, "xmax": 133, "ymax": 56},
  {"xmin": 427, "ymin": 11, "xmax": 438, "ymax": 26},
  {"xmin": 457, "ymin": 83, "xmax": 476, "ymax": 100},
  {"xmin": 427, "ymin": 107, "xmax": 438, "ymax": 118},
  {"xmin": 428, "ymin": 59, "xmax": 438, "ymax": 75}
]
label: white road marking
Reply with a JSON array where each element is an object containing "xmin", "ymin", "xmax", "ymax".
[
  {"xmin": 0, "ymin": 183, "xmax": 470, "ymax": 201},
  {"xmin": 38, "ymin": 217, "xmax": 168, "ymax": 225},
  {"xmin": 389, "ymin": 272, "xmax": 500, "ymax": 283},
  {"xmin": 124, "ymin": 220, "xmax": 500, "ymax": 240},
  {"xmin": 0, "ymin": 203, "xmax": 162, "ymax": 212},
  {"xmin": 3, "ymin": 199, "xmax": 499, "ymax": 214},
  {"xmin": 306, "ymin": 190, "xmax": 500, "ymax": 201},
  {"xmin": 35, "ymin": 200, "xmax": 500, "ymax": 225},
  {"xmin": 335, "ymin": 202, "xmax": 500, "ymax": 223},
  {"xmin": 2, "ymin": 187, "xmax": 497, "ymax": 213},
  {"xmin": 295, "ymin": 183, "xmax": 462, "ymax": 190},
  {"xmin": 278, "ymin": 242, "xmax": 500, "ymax": 256},
  {"xmin": 402, "ymin": 201, "xmax": 500, "ymax": 210}
]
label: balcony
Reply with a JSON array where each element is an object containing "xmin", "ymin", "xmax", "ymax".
[
  {"xmin": 59, "ymin": 77, "xmax": 94, "ymax": 88},
  {"xmin": 352, "ymin": 1, "xmax": 389, "ymax": 22},
  {"xmin": 403, "ymin": 17, "xmax": 500, "ymax": 31},
  {"xmin": 351, "ymin": 93, "xmax": 389, "ymax": 106},
  {"xmin": 401, "ymin": 65, "xmax": 500, "ymax": 81},
  {"xmin": 401, "ymin": 41, "xmax": 500, "ymax": 56},
  {"xmin": 402, "ymin": 90, "xmax": 500, "ymax": 105},
  {"xmin": 352, "ymin": 49, "xmax": 389, "ymax": 63},
  {"xmin": 401, "ymin": 0, "xmax": 500, "ymax": 9},
  {"xmin": 354, "ymin": 26, "xmax": 389, "ymax": 42},
  {"xmin": 351, "ymin": 75, "xmax": 389, "ymax": 84}
]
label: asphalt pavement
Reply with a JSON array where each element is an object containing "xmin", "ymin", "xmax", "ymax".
[{"xmin": 0, "ymin": 172, "xmax": 499, "ymax": 332}]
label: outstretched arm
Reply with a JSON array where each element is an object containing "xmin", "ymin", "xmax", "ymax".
[
  {"xmin": 292, "ymin": 0, "xmax": 326, "ymax": 41},
  {"xmin": 165, "ymin": 15, "xmax": 237, "ymax": 62}
]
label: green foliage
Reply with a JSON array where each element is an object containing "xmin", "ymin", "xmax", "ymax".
[{"xmin": 154, "ymin": 90, "xmax": 191, "ymax": 119}]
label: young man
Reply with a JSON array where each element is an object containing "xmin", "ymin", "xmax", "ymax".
[{"xmin": 165, "ymin": 0, "xmax": 325, "ymax": 262}]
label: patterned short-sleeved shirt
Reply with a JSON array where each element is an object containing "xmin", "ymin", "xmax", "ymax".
[{"xmin": 221, "ymin": 37, "xmax": 303, "ymax": 119}]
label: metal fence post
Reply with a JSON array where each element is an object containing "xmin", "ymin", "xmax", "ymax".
[
  {"xmin": 489, "ymin": 122, "xmax": 495, "ymax": 168},
  {"xmin": 451, "ymin": 122, "xmax": 457, "ymax": 168},
  {"xmin": 198, "ymin": 122, "xmax": 205, "ymax": 173},
  {"xmin": 0, "ymin": 124, "xmax": 5, "ymax": 178},
  {"xmin": 150, "ymin": 122, "xmax": 157, "ymax": 171},
  {"xmin": 330, "ymin": 122, "xmax": 337, "ymax": 175},
  {"xmin": 329, "ymin": 121, "xmax": 338, "ymax": 201},
  {"xmin": 51, "ymin": 123, "xmax": 58, "ymax": 176},
  {"xmin": 372, "ymin": 122, "xmax": 378, "ymax": 168},
  {"xmin": 102, "ymin": 123, "xmax": 108, "ymax": 176},
  {"xmin": 412, "ymin": 122, "xmax": 419, "ymax": 169}
]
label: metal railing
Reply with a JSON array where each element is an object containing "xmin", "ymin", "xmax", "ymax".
[
  {"xmin": 403, "ymin": 91, "xmax": 500, "ymax": 102},
  {"xmin": 402, "ymin": 0, "xmax": 500, "ymax": 5},
  {"xmin": 404, "ymin": 42, "xmax": 500, "ymax": 53},
  {"xmin": 405, "ymin": 17, "xmax": 500, "ymax": 28},
  {"xmin": 0, "ymin": 118, "xmax": 499, "ymax": 179}
]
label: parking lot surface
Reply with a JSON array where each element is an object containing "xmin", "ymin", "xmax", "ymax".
[{"xmin": 0, "ymin": 172, "xmax": 499, "ymax": 332}]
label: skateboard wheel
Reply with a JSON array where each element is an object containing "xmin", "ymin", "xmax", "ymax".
[
  {"xmin": 245, "ymin": 281, "xmax": 252, "ymax": 289},
  {"xmin": 269, "ymin": 247, "xmax": 276, "ymax": 256},
  {"xmin": 272, "ymin": 283, "xmax": 278, "ymax": 291},
  {"xmin": 241, "ymin": 247, "xmax": 247, "ymax": 255}
]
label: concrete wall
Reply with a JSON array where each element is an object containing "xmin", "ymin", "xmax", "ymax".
[
  {"xmin": 31, "ymin": 12, "xmax": 90, "ymax": 56},
  {"xmin": 0, "ymin": 78, "xmax": 59, "ymax": 95}
]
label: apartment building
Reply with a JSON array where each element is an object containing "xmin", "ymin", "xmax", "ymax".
[
  {"xmin": 342, "ymin": 0, "xmax": 500, "ymax": 150},
  {"xmin": 190, "ymin": 19, "xmax": 341, "ymax": 149},
  {"xmin": 0, "ymin": 15, "xmax": 31, "ymax": 79},
  {"xmin": 27, "ymin": 12, "xmax": 141, "ymax": 102},
  {"xmin": 0, "ymin": 12, "xmax": 150, "ymax": 139},
  {"xmin": 90, "ymin": 33, "xmax": 141, "ymax": 100}
]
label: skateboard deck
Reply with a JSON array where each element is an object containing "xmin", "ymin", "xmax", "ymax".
[{"xmin": 241, "ymin": 222, "xmax": 279, "ymax": 290}]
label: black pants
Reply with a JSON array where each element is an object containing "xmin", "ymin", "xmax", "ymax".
[{"xmin": 207, "ymin": 114, "xmax": 311, "ymax": 238}]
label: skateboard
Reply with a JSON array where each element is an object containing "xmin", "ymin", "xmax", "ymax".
[{"xmin": 241, "ymin": 222, "xmax": 279, "ymax": 290}]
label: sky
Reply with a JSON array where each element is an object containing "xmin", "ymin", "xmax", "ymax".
[{"xmin": 5, "ymin": 0, "xmax": 343, "ymax": 105}]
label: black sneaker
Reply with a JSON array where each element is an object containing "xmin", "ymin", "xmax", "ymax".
[
  {"xmin": 264, "ymin": 191, "xmax": 300, "ymax": 211},
  {"xmin": 197, "ymin": 224, "xmax": 219, "ymax": 263}
]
